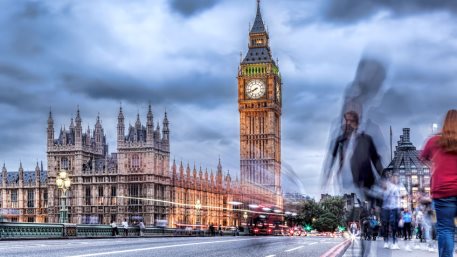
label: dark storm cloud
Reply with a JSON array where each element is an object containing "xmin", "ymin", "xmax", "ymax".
[
  {"xmin": 0, "ymin": 110, "xmax": 43, "ymax": 154},
  {"xmin": 0, "ymin": 63, "xmax": 41, "ymax": 82},
  {"xmin": 61, "ymin": 71, "xmax": 235, "ymax": 107},
  {"xmin": 3, "ymin": 1, "xmax": 71, "ymax": 58},
  {"xmin": 377, "ymin": 87, "xmax": 457, "ymax": 121},
  {"xmin": 0, "ymin": 86, "xmax": 36, "ymax": 109},
  {"xmin": 19, "ymin": 1, "xmax": 49, "ymax": 19},
  {"xmin": 320, "ymin": 0, "xmax": 457, "ymax": 24},
  {"xmin": 169, "ymin": 0, "xmax": 219, "ymax": 17},
  {"xmin": 184, "ymin": 127, "xmax": 226, "ymax": 143},
  {"xmin": 281, "ymin": 81, "xmax": 341, "ymax": 148}
]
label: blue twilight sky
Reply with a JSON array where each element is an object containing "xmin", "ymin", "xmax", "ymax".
[{"xmin": 1, "ymin": 0, "xmax": 457, "ymax": 198}]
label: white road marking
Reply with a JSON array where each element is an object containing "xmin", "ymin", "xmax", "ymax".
[
  {"xmin": 265, "ymin": 255, "xmax": 276, "ymax": 257},
  {"xmin": 285, "ymin": 246, "xmax": 304, "ymax": 252},
  {"xmin": 66, "ymin": 238, "xmax": 269, "ymax": 257},
  {"xmin": 309, "ymin": 242, "xmax": 318, "ymax": 245}
]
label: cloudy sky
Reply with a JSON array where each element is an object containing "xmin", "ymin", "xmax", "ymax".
[{"xmin": 1, "ymin": 0, "xmax": 456, "ymax": 198}]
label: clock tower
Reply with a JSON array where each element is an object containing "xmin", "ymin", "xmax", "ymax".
[{"xmin": 238, "ymin": 0, "xmax": 282, "ymax": 208}]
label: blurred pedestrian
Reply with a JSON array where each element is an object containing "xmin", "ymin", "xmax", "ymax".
[
  {"xmin": 322, "ymin": 57, "xmax": 388, "ymax": 257},
  {"xmin": 139, "ymin": 221, "xmax": 145, "ymax": 237},
  {"xmin": 122, "ymin": 218, "xmax": 129, "ymax": 237},
  {"xmin": 378, "ymin": 175, "xmax": 406, "ymax": 250},
  {"xmin": 209, "ymin": 223, "xmax": 215, "ymax": 236},
  {"xmin": 402, "ymin": 209, "xmax": 412, "ymax": 240},
  {"xmin": 110, "ymin": 220, "xmax": 118, "ymax": 236},
  {"xmin": 420, "ymin": 109, "xmax": 457, "ymax": 257},
  {"xmin": 350, "ymin": 221, "xmax": 357, "ymax": 235}
]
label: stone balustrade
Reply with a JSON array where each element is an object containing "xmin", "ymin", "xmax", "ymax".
[{"xmin": 0, "ymin": 222, "xmax": 219, "ymax": 239}]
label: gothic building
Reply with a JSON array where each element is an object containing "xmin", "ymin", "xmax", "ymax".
[
  {"xmin": 383, "ymin": 128, "xmax": 431, "ymax": 209},
  {"xmin": 0, "ymin": 1, "xmax": 279, "ymax": 227},
  {"xmin": 0, "ymin": 107, "xmax": 235, "ymax": 226},
  {"xmin": 170, "ymin": 160, "xmax": 237, "ymax": 227},
  {"xmin": 237, "ymin": 0, "xmax": 283, "ymax": 209},
  {"xmin": 0, "ymin": 162, "xmax": 47, "ymax": 222}
]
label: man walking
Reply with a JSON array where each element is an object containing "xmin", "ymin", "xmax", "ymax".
[{"xmin": 122, "ymin": 218, "xmax": 129, "ymax": 237}]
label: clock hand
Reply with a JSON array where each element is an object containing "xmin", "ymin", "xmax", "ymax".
[{"xmin": 247, "ymin": 87, "xmax": 258, "ymax": 93}]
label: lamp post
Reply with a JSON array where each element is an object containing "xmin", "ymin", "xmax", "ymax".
[
  {"xmin": 228, "ymin": 201, "xmax": 243, "ymax": 227},
  {"xmin": 291, "ymin": 212, "xmax": 297, "ymax": 227},
  {"xmin": 195, "ymin": 199, "xmax": 202, "ymax": 228},
  {"xmin": 243, "ymin": 211, "xmax": 248, "ymax": 227},
  {"xmin": 56, "ymin": 169, "xmax": 71, "ymax": 223}
]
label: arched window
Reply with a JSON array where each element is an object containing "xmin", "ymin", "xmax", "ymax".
[
  {"xmin": 132, "ymin": 154, "xmax": 140, "ymax": 169},
  {"xmin": 61, "ymin": 158, "xmax": 69, "ymax": 170}
]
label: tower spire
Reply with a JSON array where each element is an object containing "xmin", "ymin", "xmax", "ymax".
[
  {"xmin": 75, "ymin": 106, "xmax": 82, "ymax": 125},
  {"xmin": 47, "ymin": 107, "xmax": 54, "ymax": 148},
  {"xmin": 250, "ymin": 0, "xmax": 266, "ymax": 33},
  {"xmin": 242, "ymin": 0, "xmax": 272, "ymax": 64},
  {"xmin": 48, "ymin": 108, "xmax": 53, "ymax": 124},
  {"xmin": 147, "ymin": 103, "xmax": 154, "ymax": 144},
  {"xmin": 135, "ymin": 112, "xmax": 141, "ymax": 128}
]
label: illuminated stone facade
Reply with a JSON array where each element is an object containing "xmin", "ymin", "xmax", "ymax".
[
  {"xmin": 237, "ymin": 0, "xmax": 283, "ymax": 209},
  {"xmin": 0, "ymin": 107, "xmax": 235, "ymax": 227}
]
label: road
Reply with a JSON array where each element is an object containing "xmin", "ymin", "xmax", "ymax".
[{"xmin": 0, "ymin": 236, "xmax": 344, "ymax": 257}]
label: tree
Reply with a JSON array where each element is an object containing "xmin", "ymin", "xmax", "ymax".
[
  {"xmin": 319, "ymin": 196, "xmax": 346, "ymax": 225},
  {"xmin": 314, "ymin": 212, "xmax": 339, "ymax": 232},
  {"xmin": 291, "ymin": 195, "xmax": 347, "ymax": 231},
  {"xmin": 296, "ymin": 199, "xmax": 322, "ymax": 226}
]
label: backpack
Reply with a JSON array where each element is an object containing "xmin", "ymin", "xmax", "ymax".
[{"xmin": 369, "ymin": 218, "xmax": 378, "ymax": 229}]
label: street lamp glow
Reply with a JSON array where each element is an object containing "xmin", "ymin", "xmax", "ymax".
[
  {"xmin": 262, "ymin": 207, "xmax": 271, "ymax": 211},
  {"xmin": 285, "ymin": 211, "xmax": 291, "ymax": 215},
  {"xmin": 56, "ymin": 169, "xmax": 71, "ymax": 223},
  {"xmin": 432, "ymin": 123, "xmax": 438, "ymax": 133},
  {"xmin": 59, "ymin": 170, "xmax": 67, "ymax": 179},
  {"xmin": 195, "ymin": 199, "xmax": 202, "ymax": 226},
  {"xmin": 292, "ymin": 212, "xmax": 297, "ymax": 216},
  {"xmin": 248, "ymin": 204, "xmax": 258, "ymax": 209},
  {"xmin": 273, "ymin": 209, "xmax": 282, "ymax": 213},
  {"xmin": 64, "ymin": 179, "xmax": 71, "ymax": 188}
]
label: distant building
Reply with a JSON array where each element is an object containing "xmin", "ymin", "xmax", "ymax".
[
  {"xmin": 0, "ymin": 107, "xmax": 234, "ymax": 226},
  {"xmin": 284, "ymin": 193, "xmax": 312, "ymax": 204},
  {"xmin": 383, "ymin": 128, "xmax": 431, "ymax": 209},
  {"xmin": 320, "ymin": 194, "xmax": 332, "ymax": 202},
  {"xmin": 1, "ymin": 162, "xmax": 47, "ymax": 222}
]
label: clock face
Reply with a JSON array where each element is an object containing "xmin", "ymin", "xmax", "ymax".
[
  {"xmin": 276, "ymin": 82, "xmax": 281, "ymax": 102},
  {"xmin": 246, "ymin": 79, "xmax": 266, "ymax": 99}
]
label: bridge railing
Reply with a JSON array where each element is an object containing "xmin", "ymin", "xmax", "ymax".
[
  {"xmin": 0, "ymin": 222, "xmax": 241, "ymax": 239},
  {"xmin": 0, "ymin": 222, "xmax": 64, "ymax": 239}
]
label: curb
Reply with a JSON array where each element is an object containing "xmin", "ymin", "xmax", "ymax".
[
  {"xmin": 0, "ymin": 234, "xmax": 249, "ymax": 241},
  {"xmin": 320, "ymin": 239, "xmax": 351, "ymax": 257}
]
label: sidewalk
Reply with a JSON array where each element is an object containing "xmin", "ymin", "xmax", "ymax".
[{"xmin": 342, "ymin": 238, "xmax": 438, "ymax": 257}]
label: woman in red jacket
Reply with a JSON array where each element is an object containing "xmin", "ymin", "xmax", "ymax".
[{"xmin": 421, "ymin": 109, "xmax": 457, "ymax": 257}]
